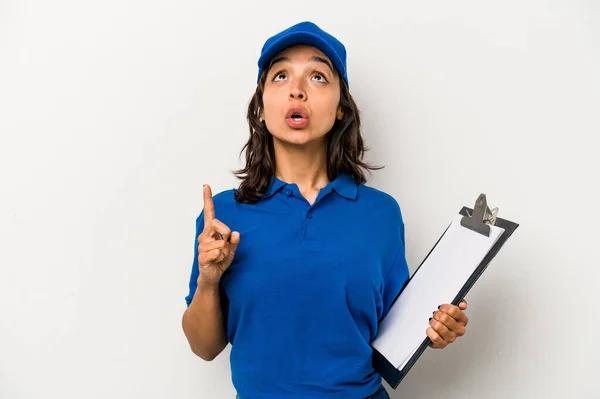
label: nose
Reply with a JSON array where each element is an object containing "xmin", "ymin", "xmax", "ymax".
[{"xmin": 289, "ymin": 82, "xmax": 306, "ymax": 101}]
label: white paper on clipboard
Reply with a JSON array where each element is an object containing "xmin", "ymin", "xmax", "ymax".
[{"xmin": 371, "ymin": 214, "xmax": 505, "ymax": 369}]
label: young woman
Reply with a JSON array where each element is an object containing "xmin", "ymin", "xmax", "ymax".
[{"xmin": 182, "ymin": 21, "xmax": 469, "ymax": 399}]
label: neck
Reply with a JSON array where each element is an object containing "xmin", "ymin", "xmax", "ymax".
[{"xmin": 273, "ymin": 138, "xmax": 329, "ymax": 192}]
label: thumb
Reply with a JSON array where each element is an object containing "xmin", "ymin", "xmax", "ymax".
[{"xmin": 229, "ymin": 231, "xmax": 241, "ymax": 253}]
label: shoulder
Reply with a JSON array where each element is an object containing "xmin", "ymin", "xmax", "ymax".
[
  {"xmin": 212, "ymin": 188, "xmax": 238, "ymax": 207},
  {"xmin": 194, "ymin": 188, "xmax": 238, "ymax": 227},
  {"xmin": 357, "ymin": 184, "xmax": 402, "ymax": 212},
  {"xmin": 356, "ymin": 183, "xmax": 404, "ymax": 223}
]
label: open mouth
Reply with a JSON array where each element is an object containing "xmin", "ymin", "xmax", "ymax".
[
  {"xmin": 286, "ymin": 107, "xmax": 308, "ymax": 120},
  {"xmin": 286, "ymin": 108, "xmax": 309, "ymax": 128}
]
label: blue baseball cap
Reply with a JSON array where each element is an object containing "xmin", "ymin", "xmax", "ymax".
[{"xmin": 257, "ymin": 21, "xmax": 348, "ymax": 87}]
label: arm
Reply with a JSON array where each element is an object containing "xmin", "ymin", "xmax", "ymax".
[
  {"xmin": 182, "ymin": 278, "xmax": 228, "ymax": 361},
  {"xmin": 181, "ymin": 185, "xmax": 239, "ymax": 361}
]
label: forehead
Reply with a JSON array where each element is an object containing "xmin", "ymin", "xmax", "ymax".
[{"xmin": 270, "ymin": 44, "xmax": 331, "ymax": 65}]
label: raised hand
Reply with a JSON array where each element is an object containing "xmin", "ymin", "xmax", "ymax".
[{"xmin": 196, "ymin": 184, "xmax": 240, "ymax": 286}]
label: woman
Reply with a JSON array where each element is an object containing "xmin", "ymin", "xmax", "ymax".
[{"xmin": 182, "ymin": 21, "xmax": 469, "ymax": 399}]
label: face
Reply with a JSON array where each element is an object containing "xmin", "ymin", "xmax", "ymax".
[{"xmin": 261, "ymin": 45, "xmax": 343, "ymax": 148}]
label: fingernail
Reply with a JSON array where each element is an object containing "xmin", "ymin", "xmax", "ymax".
[
  {"xmin": 429, "ymin": 317, "xmax": 432, "ymax": 321},
  {"xmin": 437, "ymin": 305, "xmax": 441, "ymax": 309}
]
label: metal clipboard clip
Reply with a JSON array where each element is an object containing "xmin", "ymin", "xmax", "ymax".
[{"xmin": 460, "ymin": 193, "xmax": 499, "ymax": 237}]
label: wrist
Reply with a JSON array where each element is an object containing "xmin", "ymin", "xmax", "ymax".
[{"xmin": 197, "ymin": 276, "xmax": 220, "ymax": 291}]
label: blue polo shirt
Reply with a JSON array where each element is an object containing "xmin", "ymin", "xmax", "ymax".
[{"xmin": 185, "ymin": 173, "xmax": 409, "ymax": 399}]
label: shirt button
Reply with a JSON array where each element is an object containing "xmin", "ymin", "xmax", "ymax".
[
  {"xmin": 307, "ymin": 211, "xmax": 313, "ymax": 219},
  {"xmin": 285, "ymin": 188, "xmax": 292, "ymax": 196}
]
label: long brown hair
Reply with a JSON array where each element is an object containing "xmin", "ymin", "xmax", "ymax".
[{"xmin": 232, "ymin": 70, "xmax": 383, "ymax": 204}]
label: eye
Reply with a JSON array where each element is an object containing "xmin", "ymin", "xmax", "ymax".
[
  {"xmin": 312, "ymin": 72, "xmax": 329, "ymax": 83},
  {"xmin": 272, "ymin": 71, "xmax": 287, "ymax": 81}
]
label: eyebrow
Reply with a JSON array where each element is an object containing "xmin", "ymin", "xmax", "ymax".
[{"xmin": 268, "ymin": 55, "xmax": 335, "ymax": 75}]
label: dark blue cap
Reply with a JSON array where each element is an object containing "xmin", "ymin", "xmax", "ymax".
[{"xmin": 257, "ymin": 21, "xmax": 348, "ymax": 87}]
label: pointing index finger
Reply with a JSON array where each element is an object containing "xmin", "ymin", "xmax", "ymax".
[{"xmin": 203, "ymin": 184, "xmax": 216, "ymax": 226}]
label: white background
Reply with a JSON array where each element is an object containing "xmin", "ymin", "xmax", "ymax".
[{"xmin": 1, "ymin": 1, "xmax": 598, "ymax": 398}]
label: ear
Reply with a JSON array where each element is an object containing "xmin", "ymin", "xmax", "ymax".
[{"xmin": 336, "ymin": 106, "xmax": 344, "ymax": 120}]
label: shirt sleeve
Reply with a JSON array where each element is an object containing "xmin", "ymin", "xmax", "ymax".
[
  {"xmin": 184, "ymin": 212, "xmax": 204, "ymax": 307},
  {"xmin": 380, "ymin": 216, "xmax": 410, "ymax": 321}
]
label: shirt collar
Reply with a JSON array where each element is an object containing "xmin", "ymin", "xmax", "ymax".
[
  {"xmin": 261, "ymin": 173, "xmax": 358, "ymax": 201},
  {"xmin": 330, "ymin": 173, "xmax": 358, "ymax": 200},
  {"xmin": 262, "ymin": 176, "xmax": 288, "ymax": 200}
]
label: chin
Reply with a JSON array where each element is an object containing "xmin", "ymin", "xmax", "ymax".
[
  {"xmin": 272, "ymin": 128, "xmax": 328, "ymax": 148},
  {"xmin": 272, "ymin": 131, "xmax": 308, "ymax": 145}
]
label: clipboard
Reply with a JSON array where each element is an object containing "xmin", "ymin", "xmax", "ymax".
[{"xmin": 371, "ymin": 194, "xmax": 519, "ymax": 389}]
